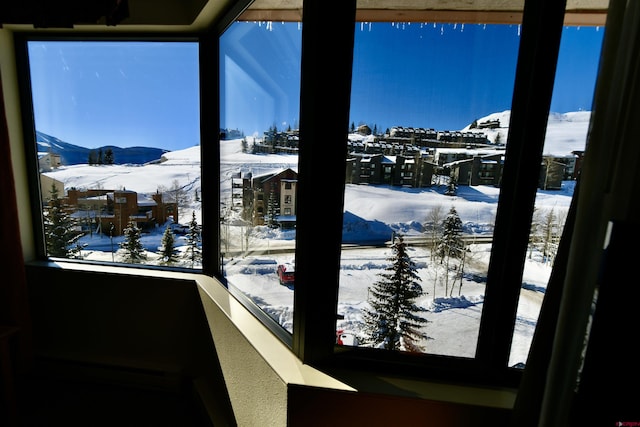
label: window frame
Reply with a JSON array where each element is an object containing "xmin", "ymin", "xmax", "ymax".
[
  {"xmin": 13, "ymin": 0, "xmax": 590, "ymax": 389},
  {"xmin": 286, "ymin": 0, "xmax": 569, "ymax": 388},
  {"xmin": 15, "ymin": 33, "xmax": 206, "ymax": 274}
]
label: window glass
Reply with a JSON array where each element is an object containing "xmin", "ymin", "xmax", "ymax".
[
  {"xmin": 219, "ymin": 21, "xmax": 302, "ymax": 334},
  {"xmin": 338, "ymin": 20, "xmax": 604, "ymax": 360},
  {"xmin": 338, "ymin": 22, "xmax": 521, "ymax": 356},
  {"xmin": 29, "ymin": 41, "xmax": 201, "ymax": 268},
  {"xmin": 509, "ymin": 25, "xmax": 605, "ymax": 367}
]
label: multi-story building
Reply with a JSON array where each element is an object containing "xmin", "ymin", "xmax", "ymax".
[
  {"xmin": 236, "ymin": 168, "xmax": 298, "ymax": 228},
  {"xmin": 64, "ymin": 188, "xmax": 178, "ymax": 235}
]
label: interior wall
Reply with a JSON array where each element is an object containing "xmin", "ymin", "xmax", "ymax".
[
  {"xmin": 0, "ymin": 29, "xmax": 35, "ymax": 262},
  {"xmin": 24, "ymin": 264, "xmax": 222, "ymax": 380},
  {"xmin": 197, "ymin": 279, "xmax": 289, "ymax": 426}
]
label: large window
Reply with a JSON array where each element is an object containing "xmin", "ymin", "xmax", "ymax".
[
  {"xmin": 338, "ymin": 22, "xmax": 521, "ymax": 359},
  {"xmin": 24, "ymin": 40, "xmax": 201, "ymax": 269},
  {"xmin": 16, "ymin": 0, "xmax": 607, "ymax": 388}
]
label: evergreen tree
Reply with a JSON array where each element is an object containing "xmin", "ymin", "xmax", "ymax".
[
  {"xmin": 436, "ymin": 206, "xmax": 466, "ymax": 296},
  {"xmin": 119, "ymin": 220, "xmax": 147, "ymax": 263},
  {"xmin": 265, "ymin": 183, "xmax": 279, "ymax": 228},
  {"xmin": 43, "ymin": 183, "xmax": 83, "ymax": 258},
  {"xmin": 88, "ymin": 149, "xmax": 97, "ymax": 165},
  {"xmin": 159, "ymin": 225, "xmax": 179, "ymax": 264},
  {"xmin": 104, "ymin": 148, "xmax": 114, "ymax": 164},
  {"xmin": 437, "ymin": 206, "xmax": 465, "ymax": 263},
  {"xmin": 183, "ymin": 211, "xmax": 202, "ymax": 268},
  {"xmin": 362, "ymin": 234, "xmax": 428, "ymax": 352}
]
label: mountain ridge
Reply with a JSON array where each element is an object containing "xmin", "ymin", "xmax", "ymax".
[{"xmin": 36, "ymin": 130, "xmax": 168, "ymax": 166}]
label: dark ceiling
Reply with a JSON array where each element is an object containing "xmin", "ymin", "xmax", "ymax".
[{"xmin": 0, "ymin": 0, "xmax": 210, "ymax": 28}]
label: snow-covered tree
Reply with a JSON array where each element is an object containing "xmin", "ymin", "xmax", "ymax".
[
  {"xmin": 437, "ymin": 206, "xmax": 467, "ymax": 296},
  {"xmin": 119, "ymin": 220, "xmax": 147, "ymax": 263},
  {"xmin": 158, "ymin": 225, "xmax": 179, "ymax": 264},
  {"xmin": 183, "ymin": 211, "xmax": 202, "ymax": 268},
  {"xmin": 265, "ymin": 183, "xmax": 279, "ymax": 228},
  {"xmin": 362, "ymin": 234, "xmax": 428, "ymax": 352},
  {"xmin": 437, "ymin": 206, "xmax": 465, "ymax": 262},
  {"xmin": 43, "ymin": 183, "xmax": 83, "ymax": 258}
]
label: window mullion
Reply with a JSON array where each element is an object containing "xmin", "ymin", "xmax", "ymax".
[
  {"xmin": 293, "ymin": 0, "xmax": 356, "ymax": 364},
  {"xmin": 200, "ymin": 31, "xmax": 222, "ymax": 277}
]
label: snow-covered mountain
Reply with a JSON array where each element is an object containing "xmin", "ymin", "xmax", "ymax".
[
  {"xmin": 462, "ymin": 110, "xmax": 591, "ymax": 156},
  {"xmin": 36, "ymin": 109, "xmax": 591, "ymax": 168},
  {"xmin": 36, "ymin": 130, "xmax": 168, "ymax": 166}
]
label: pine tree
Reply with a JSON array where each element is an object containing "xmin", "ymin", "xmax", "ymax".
[
  {"xmin": 445, "ymin": 173, "xmax": 458, "ymax": 196},
  {"xmin": 119, "ymin": 220, "xmax": 147, "ymax": 263},
  {"xmin": 436, "ymin": 206, "xmax": 466, "ymax": 296},
  {"xmin": 104, "ymin": 148, "xmax": 114, "ymax": 164},
  {"xmin": 159, "ymin": 225, "xmax": 179, "ymax": 264},
  {"xmin": 43, "ymin": 183, "xmax": 83, "ymax": 258},
  {"xmin": 265, "ymin": 183, "xmax": 279, "ymax": 228},
  {"xmin": 362, "ymin": 234, "xmax": 428, "ymax": 352},
  {"xmin": 183, "ymin": 211, "xmax": 202, "ymax": 268},
  {"xmin": 437, "ymin": 206, "xmax": 465, "ymax": 263}
]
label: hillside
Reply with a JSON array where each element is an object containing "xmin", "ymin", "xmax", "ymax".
[{"xmin": 462, "ymin": 110, "xmax": 591, "ymax": 155}]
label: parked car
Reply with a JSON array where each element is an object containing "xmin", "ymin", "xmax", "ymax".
[
  {"xmin": 336, "ymin": 329, "xmax": 358, "ymax": 346},
  {"xmin": 276, "ymin": 262, "xmax": 295, "ymax": 286}
]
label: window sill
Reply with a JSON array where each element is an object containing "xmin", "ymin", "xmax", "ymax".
[{"xmin": 195, "ymin": 274, "xmax": 517, "ymax": 418}]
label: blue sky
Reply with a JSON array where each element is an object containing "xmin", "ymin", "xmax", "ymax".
[
  {"xmin": 28, "ymin": 41, "xmax": 200, "ymax": 150},
  {"xmin": 351, "ymin": 23, "xmax": 603, "ymax": 133},
  {"xmin": 29, "ymin": 22, "xmax": 604, "ymax": 151}
]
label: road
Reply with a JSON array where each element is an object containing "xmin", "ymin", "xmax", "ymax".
[{"xmin": 222, "ymin": 234, "xmax": 494, "ymax": 257}]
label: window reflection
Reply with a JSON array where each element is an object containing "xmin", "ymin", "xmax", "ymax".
[
  {"xmin": 219, "ymin": 21, "xmax": 302, "ymax": 334},
  {"xmin": 509, "ymin": 26, "xmax": 604, "ymax": 367}
]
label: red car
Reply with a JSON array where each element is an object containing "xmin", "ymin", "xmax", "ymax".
[{"xmin": 276, "ymin": 262, "xmax": 295, "ymax": 286}]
